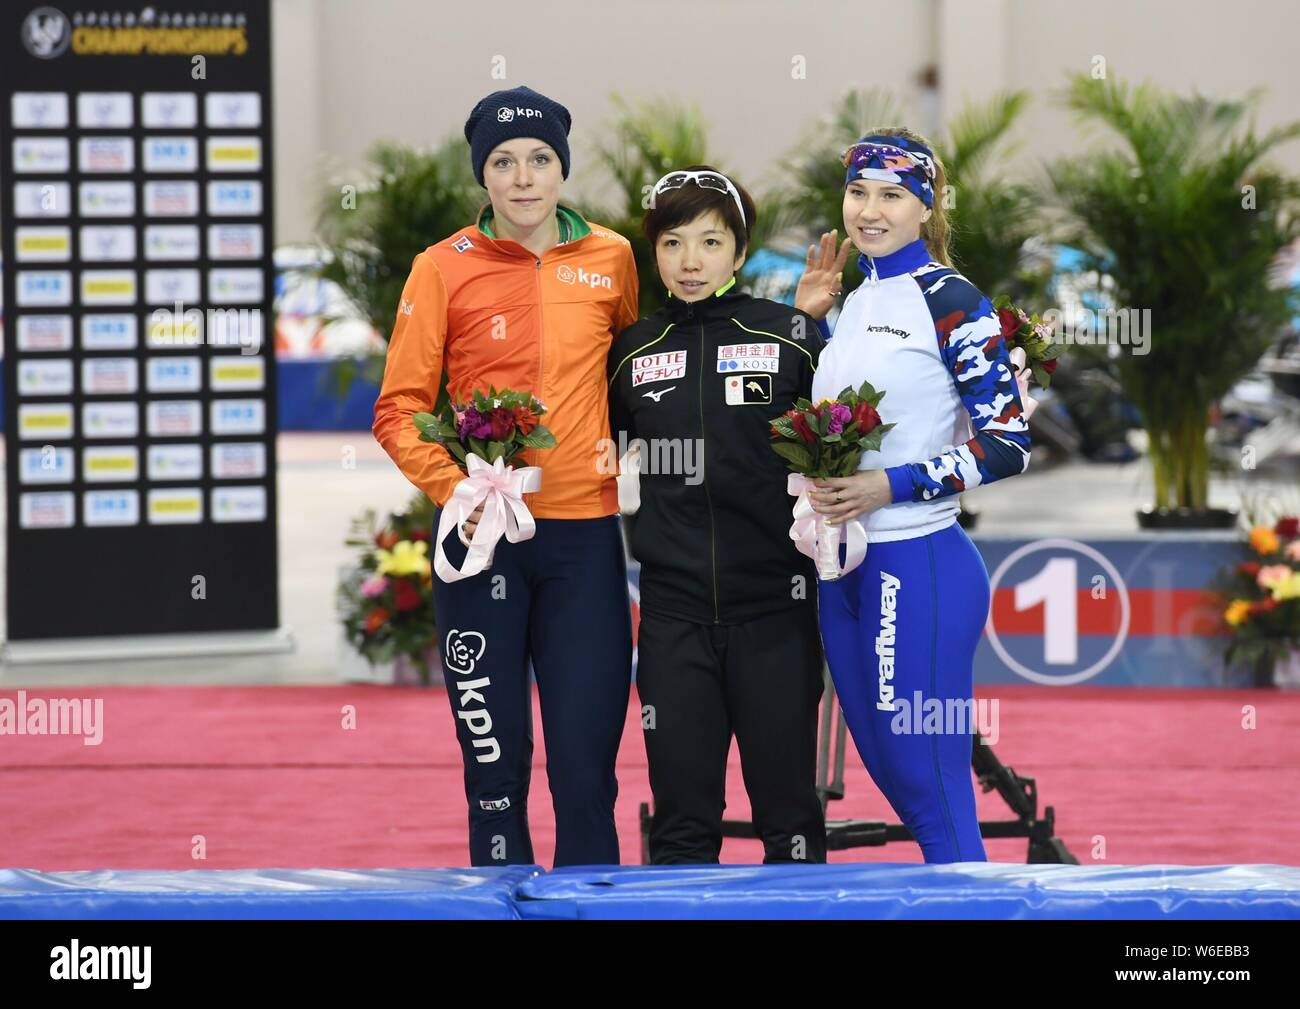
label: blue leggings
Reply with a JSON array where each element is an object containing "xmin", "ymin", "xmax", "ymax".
[
  {"xmin": 433, "ymin": 514, "xmax": 632, "ymax": 868},
  {"xmin": 817, "ymin": 520, "xmax": 990, "ymax": 863}
]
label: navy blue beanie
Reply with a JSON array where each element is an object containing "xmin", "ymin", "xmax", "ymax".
[{"xmin": 462, "ymin": 86, "xmax": 572, "ymax": 187}]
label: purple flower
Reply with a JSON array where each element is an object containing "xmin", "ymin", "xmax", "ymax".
[
  {"xmin": 458, "ymin": 406, "xmax": 493, "ymax": 440},
  {"xmin": 828, "ymin": 402, "xmax": 852, "ymax": 434}
]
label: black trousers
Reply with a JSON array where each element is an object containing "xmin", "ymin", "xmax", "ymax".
[{"xmin": 636, "ymin": 602, "xmax": 827, "ymax": 864}]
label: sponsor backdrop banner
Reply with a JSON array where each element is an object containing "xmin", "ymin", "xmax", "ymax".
[
  {"xmin": 624, "ymin": 535, "xmax": 1244, "ymax": 688},
  {"xmin": 2, "ymin": 2, "xmax": 278, "ymax": 639}
]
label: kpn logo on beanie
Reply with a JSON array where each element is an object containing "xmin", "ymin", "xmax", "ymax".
[{"xmin": 496, "ymin": 105, "xmax": 545, "ymax": 123}]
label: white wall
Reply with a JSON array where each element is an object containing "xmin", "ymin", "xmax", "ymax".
[{"xmin": 272, "ymin": 0, "xmax": 1300, "ymax": 243}]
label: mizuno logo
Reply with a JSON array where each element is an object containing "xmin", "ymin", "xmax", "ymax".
[{"xmin": 642, "ymin": 386, "xmax": 675, "ymax": 402}]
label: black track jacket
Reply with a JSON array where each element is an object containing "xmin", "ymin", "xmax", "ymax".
[{"xmin": 608, "ymin": 286, "xmax": 825, "ymax": 624}]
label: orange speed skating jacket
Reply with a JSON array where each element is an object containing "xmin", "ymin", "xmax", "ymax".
[{"xmin": 373, "ymin": 204, "xmax": 639, "ymax": 519}]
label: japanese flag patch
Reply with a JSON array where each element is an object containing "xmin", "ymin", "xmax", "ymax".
[{"xmin": 724, "ymin": 373, "xmax": 772, "ymax": 405}]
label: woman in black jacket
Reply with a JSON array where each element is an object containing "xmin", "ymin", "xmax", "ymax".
[{"xmin": 607, "ymin": 167, "xmax": 828, "ymax": 864}]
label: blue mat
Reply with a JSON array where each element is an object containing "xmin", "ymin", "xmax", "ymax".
[
  {"xmin": 5, "ymin": 863, "xmax": 1298, "ymax": 919},
  {"xmin": 514, "ymin": 863, "xmax": 1300, "ymax": 920},
  {"xmin": 0, "ymin": 867, "xmax": 540, "ymax": 920}
]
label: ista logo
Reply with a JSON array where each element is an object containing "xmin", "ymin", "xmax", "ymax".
[{"xmin": 22, "ymin": 6, "xmax": 70, "ymax": 58}]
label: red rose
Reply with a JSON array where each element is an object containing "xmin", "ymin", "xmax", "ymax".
[
  {"xmin": 852, "ymin": 401, "xmax": 881, "ymax": 434},
  {"xmin": 393, "ymin": 578, "xmax": 424, "ymax": 612},
  {"xmin": 512, "ymin": 405, "xmax": 539, "ymax": 435},
  {"xmin": 997, "ymin": 307, "xmax": 1021, "ymax": 340},
  {"xmin": 1042, "ymin": 358, "xmax": 1058, "ymax": 374},
  {"xmin": 1248, "ymin": 597, "xmax": 1279, "ymax": 617},
  {"xmin": 790, "ymin": 411, "xmax": 816, "ymax": 444},
  {"xmin": 374, "ymin": 529, "xmax": 399, "ymax": 550},
  {"xmin": 1239, "ymin": 561, "xmax": 1262, "ymax": 578},
  {"xmin": 488, "ymin": 408, "xmax": 515, "ymax": 441},
  {"xmin": 409, "ymin": 528, "xmax": 430, "ymax": 541},
  {"xmin": 1274, "ymin": 516, "xmax": 1299, "ymax": 539},
  {"xmin": 365, "ymin": 607, "xmax": 390, "ymax": 634}
]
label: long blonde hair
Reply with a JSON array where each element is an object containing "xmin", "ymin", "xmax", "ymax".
[{"xmin": 842, "ymin": 126, "xmax": 953, "ymax": 268}]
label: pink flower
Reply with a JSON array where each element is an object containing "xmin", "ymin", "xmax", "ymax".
[
  {"xmin": 1257, "ymin": 565, "xmax": 1293, "ymax": 589},
  {"xmin": 1286, "ymin": 542, "xmax": 1300, "ymax": 563},
  {"xmin": 361, "ymin": 575, "xmax": 389, "ymax": 598},
  {"xmin": 828, "ymin": 402, "xmax": 853, "ymax": 434}
]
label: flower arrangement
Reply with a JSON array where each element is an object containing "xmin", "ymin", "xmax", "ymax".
[
  {"xmin": 1219, "ymin": 515, "xmax": 1300, "ymax": 673},
  {"xmin": 413, "ymin": 387, "xmax": 556, "ymax": 582},
  {"xmin": 992, "ymin": 294, "xmax": 1062, "ymax": 391},
  {"xmin": 337, "ymin": 493, "xmax": 439, "ymax": 685},
  {"xmin": 769, "ymin": 381, "xmax": 894, "ymax": 580},
  {"xmin": 413, "ymin": 386, "xmax": 555, "ymax": 466},
  {"xmin": 768, "ymin": 381, "xmax": 894, "ymax": 477}
]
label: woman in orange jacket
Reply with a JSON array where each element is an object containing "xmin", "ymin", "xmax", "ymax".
[{"xmin": 373, "ymin": 86, "xmax": 639, "ymax": 868}]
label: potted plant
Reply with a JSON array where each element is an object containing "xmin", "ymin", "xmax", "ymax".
[
  {"xmin": 337, "ymin": 492, "xmax": 441, "ymax": 686},
  {"xmin": 314, "ymin": 139, "xmax": 481, "ymax": 396},
  {"xmin": 1048, "ymin": 74, "xmax": 1300, "ymax": 528}
]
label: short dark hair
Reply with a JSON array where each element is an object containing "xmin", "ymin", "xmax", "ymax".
[{"xmin": 643, "ymin": 165, "xmax": 756, "ymax": 256}]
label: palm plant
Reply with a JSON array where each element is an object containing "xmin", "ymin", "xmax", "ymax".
[
  {"xmin": 586, "ymin": 94, "xmax": 796, "ymax": 315},
  {"xmin": 944, "ymin": 90, "xmax": 1050, "ymax": 302},
  {"xmin": 1048, "ymin": 73, "xmax": 1300, "ymax": 517},
  {"xmin": 315, "ymin": 139, "xmax": 481, "ymax": 390}
]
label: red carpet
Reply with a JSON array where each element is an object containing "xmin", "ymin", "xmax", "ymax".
[{"xmin": 1, "ymin": 685, "xmax": 1297, "ymax": 870}]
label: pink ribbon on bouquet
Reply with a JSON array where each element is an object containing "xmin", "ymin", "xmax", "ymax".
[
  {"xmin": 434, "ymin": 454, "xmax": 543, "ymax": 583},
  {"xmin": 787, "ymin": 473, "xmax": 868, "ymax": 581},
  {"xmin": 1009, "ymin": 347, "xmax": 1039, "ymax": 421}
]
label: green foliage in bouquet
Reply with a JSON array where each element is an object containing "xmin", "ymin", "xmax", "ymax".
[
  {"xmin": 769, "ymin": 381, "xmax": 895, "ymax": 478},
  {"xmin": 413, "ymin": 387, "xmax": 556, "ymax": 468}
]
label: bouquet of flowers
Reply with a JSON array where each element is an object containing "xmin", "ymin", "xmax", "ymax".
[
  {"xmin": 769, "ymin": 381, "xmax": 895, "ymax": 580},
  {"xmin": 992, "ymin": 294, "xmax": 1063, "ymax": 420},
  {"xmin": 337, "ymin": 493, "xmax": 439, "ymax": 685},
  {"xmin": 1218, "ymin": 515, "xmax": 1300, "ymax": 684},
  {"xmin": 413, "ymin": 387, "xmax": 556, "ymax": 582}
]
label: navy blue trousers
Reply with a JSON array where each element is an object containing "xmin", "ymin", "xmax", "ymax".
[
  {"xmin": 433, "ymin": 513, "xmax": 632, "ymax": 868},
  {"xmin": 817, "ymin": 520, "xmax": 990, "ymax": 863}
]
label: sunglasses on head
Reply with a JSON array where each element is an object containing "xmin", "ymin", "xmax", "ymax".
[{"xmin": 649, "ymin": 170, "xmax": 747, "ymax": 228}]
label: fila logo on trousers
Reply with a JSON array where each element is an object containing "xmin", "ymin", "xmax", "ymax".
[{"xmin": 444, "ymin": 629, "xmax": 500, "ymax": 763}]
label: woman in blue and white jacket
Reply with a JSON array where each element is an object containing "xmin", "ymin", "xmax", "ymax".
[{"xmin": 794, "ymin": 129, "xmax": 1031, "ymax": 863}]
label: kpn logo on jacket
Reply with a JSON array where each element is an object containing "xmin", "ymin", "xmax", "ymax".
[{"xmin": 557, "ymin": 265, "xmax": 612, "ymax": 289}]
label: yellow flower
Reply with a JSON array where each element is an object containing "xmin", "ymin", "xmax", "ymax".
[
  {"xmin": 375, "ymin": 540, "xmax": 431, "ymax": 578},
  {"xmin": 1269, "ymin": 573, "xmax": 1300, "ymax": 602},
  {"xmin": 1224, "ymin": 599, "xmax": 1253, "ymax": 626},
  {"xmin": 1249, "ymin": 526, "xmax": 1281, "ymax": 556}
]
